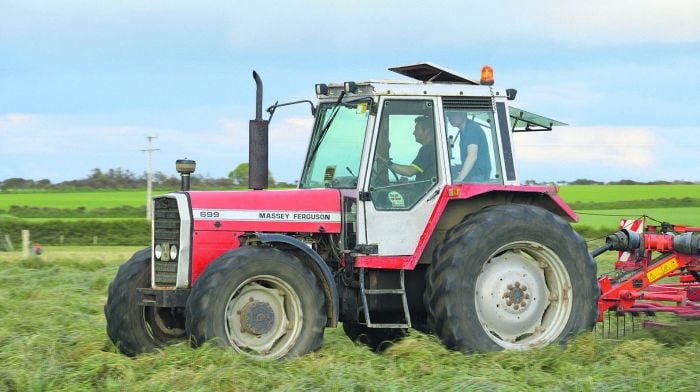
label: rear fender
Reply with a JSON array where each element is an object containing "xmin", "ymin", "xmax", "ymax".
[
  {"xmin": 421, "ymin": 189, "xmax": 577, "ymax": 266},
  {"xmin": 356, "ymin": 185, "xmax": 577, "ymax": 270},
  {"xmin": 256, "ymin": 233, "xmax": 339, "ymax": 327}
]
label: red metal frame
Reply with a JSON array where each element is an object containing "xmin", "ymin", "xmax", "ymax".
[
  {"xmin": 355, "ymin": 184, "xmax": 575, "ymax": 270},
  {"xmin": 598, "ymin": 225, "xmax": 700, "ymax": 321}
]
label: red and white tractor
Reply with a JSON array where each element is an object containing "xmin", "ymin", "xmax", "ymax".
[{"xmin": 105, "ymin": 63, "xmax": 601, "ymax": 359}]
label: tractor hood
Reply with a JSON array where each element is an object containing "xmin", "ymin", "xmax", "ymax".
[{"xmin": 186, "ymin": 188, "xmax": 342, "ymax": 234}]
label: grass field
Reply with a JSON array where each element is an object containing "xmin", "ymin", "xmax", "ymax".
[
  {"xmin": 2, "ymin": 185, "xmax": 699, "ymax": 210},
  {"xmin": 558, "ymin": 184, "xmax": 700, "ymax": 203},
  {"xmin": 573, "ymin": 207, "xmax": 700, "ymax": 235},
  {"xmin": 0, "ymin": 190, "xmax": 156, "ymax": 210},
  {"xmin": 0, "ymin": 246, "xmax": 698, "ymax": 390},
  {"xmin": 2, "ymin": 186, "xmax": 699, "ymax": 236}
]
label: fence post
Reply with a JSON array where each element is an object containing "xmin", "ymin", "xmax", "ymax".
[
  {"xmin": 22, "ymin": 230, "xmax": 30, "ymax": 258},
  {"xmin": 93, "ymin": 236, "xmax": 98, "ymax": 245},
  {"xmin": 60, "ymin": 235, "xmax": 65, "ymax": 245},
  {"xmin": 4, "ymin": 234, "xmax": 13, "ymax": 251}
]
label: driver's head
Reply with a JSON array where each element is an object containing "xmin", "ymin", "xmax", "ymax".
[
  {"xmin": 413, "ymin": 115, "xmax": 434, "ymax": 145},
  {"xmin": 447, "ymin": 111, "xmax": 467, "ymax": 128}
]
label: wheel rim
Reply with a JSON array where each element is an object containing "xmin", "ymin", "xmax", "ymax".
[
  {"xmin": 224, "ymin": 275, "xmax": 303, "ymax": 359},
  {"xmin": 474, "ymin": 241, "xmax": 573, "ymax": 349}
]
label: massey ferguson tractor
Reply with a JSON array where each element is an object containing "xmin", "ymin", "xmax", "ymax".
[{"xmin": 105, "ymin": 63, "xmax": 607, "ymax": 359}]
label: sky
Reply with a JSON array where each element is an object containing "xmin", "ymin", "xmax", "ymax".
[{"xmin": 1, "ymin": 0, "xmax": 700, "ymax": 184}]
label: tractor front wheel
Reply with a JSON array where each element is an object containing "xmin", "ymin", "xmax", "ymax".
[
  {"xmin": 424, "ymin": 204, "xmax": 598, "ymax": 353},
  {"xmin": 105, "ymin": 248, "xmax": 186, "ymax": 356},
  {"xmin": 185, "ymin": 246, "xmax": 326, "ymax": 360}
]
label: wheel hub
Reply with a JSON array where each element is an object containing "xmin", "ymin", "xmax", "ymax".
[
  {"xmin": 225, "ymin": 278, "xmax": 301, "ymax": 358},
  {"xmin": 240, "ymin": 301, "xmax": 276, "ymax": 335},
  {"xmin": 475, "ymin": 250, "xmax": 549, "ymax": 341},
  {"xmin": 503, "ymin": 282, "xmax": 530, "ymax": 310}
]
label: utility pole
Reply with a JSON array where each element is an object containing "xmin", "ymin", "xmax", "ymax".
[{"xmin": 141, "ymin": 136, "xmax": 160, "ymax": 220}]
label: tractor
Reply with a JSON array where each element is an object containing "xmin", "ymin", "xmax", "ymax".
[{"xmin": 105, "ymin": 63, "xmax": 601, "ymax": 359}]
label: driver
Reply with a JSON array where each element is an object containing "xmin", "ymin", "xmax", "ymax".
[{"xmin": 386, "ymin": 115, "xmax": 436, "ymax": 182}]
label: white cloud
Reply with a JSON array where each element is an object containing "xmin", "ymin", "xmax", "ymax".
[
  {"xmin": 224, "ymin": 1, "xmax": 700, "ymax": 50},
  {"xmin": 513, "ymin": 125, "xmax": 657, "ymax": 167},
  {"xmin": 3, "ymin": 1, "xmax": 697, "ymax": 55}
]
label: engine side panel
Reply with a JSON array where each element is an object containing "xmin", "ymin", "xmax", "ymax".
[
  {"xmin": 186, "ymin": 188, "xmax": 342, "ymax": 282},
  {"xmin": 188, "ymin": 189, "xmax": 342, "ymax": 233}
]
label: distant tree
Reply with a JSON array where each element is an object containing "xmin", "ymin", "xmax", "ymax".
[
  {"xmin": 228, "ymin": 163, "xmax": 276, "ymax": 186},
  {"xmin": 607, "ymin": 179, "xmax": 640, "ymax": 185},
  {"xmin": 570, "ymin": 179, "xmax": 603, "ymax": 185},
  {"xmin": 228, "ymin": 163, "xmax": 249, "ymax": 185},
  {"xmin": 36, "ymin": 179, "xmax": 52, "ymax": 188},
  {"xmin": 0, "ymin": 178, "xmax": 34, "ymax": 190}
]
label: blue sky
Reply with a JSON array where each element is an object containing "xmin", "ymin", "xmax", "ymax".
[{"xmin": 1, "ymin": 0, "xmax": 699, "ymax": 183}]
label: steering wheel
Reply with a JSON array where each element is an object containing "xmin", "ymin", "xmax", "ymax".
[{"xmin": 374, "ymin": 155, "xmax": 401, "ymax": 183}]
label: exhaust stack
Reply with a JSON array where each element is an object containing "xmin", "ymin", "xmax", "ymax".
[{"xmin": 249, "ymin": 71, "xmax": 269, "ymax": 190}]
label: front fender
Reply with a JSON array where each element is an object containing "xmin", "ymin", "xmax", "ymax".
[{"xmin": 257, "ymin": 233, "xmax": 339, "ymax": 327}]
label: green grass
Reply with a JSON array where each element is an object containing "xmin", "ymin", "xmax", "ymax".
[
  {"xmin": 0, "ymin": 190, "xmax": 154, "ymax": 209},
  {"xmin": 573, "ymin": 207, "xmax": 700, "ymax": 233},
  {"xmin": 0, "ymin": 247, "xmax": 698, "ymax": 390},
  {"xmin": 559, "ymin": 184, "xmax": 700, "ymax": 203}
]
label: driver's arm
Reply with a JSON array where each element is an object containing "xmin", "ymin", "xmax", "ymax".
[
  {"xmin": 389, "ymin": 161, "xmax": 421, "ymax": 177},
  {"xmin": 455, "ymin": 144, "xmax": 478, "ymax": 182}
]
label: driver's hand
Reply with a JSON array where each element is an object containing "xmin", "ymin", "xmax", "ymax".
[{"xmin": 375, "ymin": 155, "xmax": 390, "ymax": 166}]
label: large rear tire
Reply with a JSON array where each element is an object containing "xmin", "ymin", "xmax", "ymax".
[
  {"xmin": 105, "ymin": 248, "xmax": 186, "ymax": 356},
  {"xmin": 424, "ymin": 204, "xmax": 598, "ymax": 353},
  {"xmin": 185, "ymin": 246, "xmax": 326, "ymax": 360}
]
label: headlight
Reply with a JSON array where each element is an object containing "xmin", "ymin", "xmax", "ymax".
[
  {"xmin": 154, "ymin": 244, "xmax": 163, "ymax": 260},
  {"xmin": 169, "ymin": 244, "xmax": 178, "ymax": 260}
]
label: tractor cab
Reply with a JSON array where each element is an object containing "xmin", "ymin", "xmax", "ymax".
[{"xmin": 300, "ymin": 63, "xmax": 565, "ymax": 255}]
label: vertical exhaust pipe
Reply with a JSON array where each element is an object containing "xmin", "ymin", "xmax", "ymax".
[
  {"xmin": 249, "ymin": 71, "xmax": 269, "ymax": 190},
  {"xmin": 175, "ymin": 159, "xmax": 196, "ymax": 191}
]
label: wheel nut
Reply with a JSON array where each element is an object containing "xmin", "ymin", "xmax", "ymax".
[
  {"xmin": 506, "ymin": 300, "xmax": 513, "ymax": 306},
  {"xmin": 525, "ymin": 293, "xmax": 530, "ymax": 300},
  {"xmin": 515, "ymin": 281, "xmax": 520, "ymax": 287},
  {"xmin": 520, "ymin": 301, "xmax": 526, "ymax": 307},
  {"xmin": 507, "ymin": 284, "xmax": 514, "ymax": 290},
  {"xmin": 513, "ymin": 304, "xmax": 520, "ymax": 310},
  {"xmin": 521, "ymin": 285, "xmax": 527, "ymax": 291}
]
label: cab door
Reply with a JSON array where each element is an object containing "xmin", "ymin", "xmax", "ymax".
[{"xmin": 357, "ymin": 98, "xmax": 446, "ymax": 256}]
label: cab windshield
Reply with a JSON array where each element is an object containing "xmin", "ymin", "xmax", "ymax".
[{"xmin": 300, "ymin": 100, "xmax": 371, "ymax": 188}]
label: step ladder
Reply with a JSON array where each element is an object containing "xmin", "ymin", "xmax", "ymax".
[{"xmin": 359, "ymin": 268, "xmax": 411, "ymax": 328}]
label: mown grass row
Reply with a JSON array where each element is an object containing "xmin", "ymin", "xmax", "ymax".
[{"xmin": 0, "ymin": 247, "xmax": 698, "ymax": 391}]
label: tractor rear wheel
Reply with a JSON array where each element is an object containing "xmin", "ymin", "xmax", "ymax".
[
  {"xmin": 105, "ymin": 248, "xmax": 186, "ymax": 356},
  {"xmin": 424, "ymin": 204, "xmax": 598, "ymax": 353},
  {"xmin": 185, "ymin": 246, "xmax": 326, "ymax": 360},
  {"xmin": 342, "ymin": 322, "xmax": 406, "ymax": 352}
]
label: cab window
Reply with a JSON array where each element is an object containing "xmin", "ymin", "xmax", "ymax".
[
  {"xmin": 369, "ymin": 100, "xmax": 438, "ymax": 210},
  {"xmin": 444, "ymin": 109, "xmax": 503, "ymax": 184}
]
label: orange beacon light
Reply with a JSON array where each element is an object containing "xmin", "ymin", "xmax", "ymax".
[{"xmin": 480, "ymin": 65, "xmax": 494, "ymax": 86}]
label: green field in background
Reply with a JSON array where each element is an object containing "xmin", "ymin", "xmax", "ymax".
[
  {"xmin": 2, "ymin": 185, "xmax": 698, "ymax": 208},
  {"xmin": 558, "ymin": 184, "xmax": 700, "ymax": 203},
  {"xmin": 573, "ymin": 207, "xmax": 700, "ymax": 232},
  {"xmin": 2, "ymin": 186, "xmax": 699, "ymax": 226},
  {"xmin": 0, "ymin": 190, "xmax": 152, "ymax": 209}
]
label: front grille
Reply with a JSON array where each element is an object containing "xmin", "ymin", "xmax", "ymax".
[
  {"xmin": 153, "ymin": 197, "xmax": 180, "ymax": 286},
  {"xmin": 443, "ymin": 97, "xmax": 493, "ymax": 110}
]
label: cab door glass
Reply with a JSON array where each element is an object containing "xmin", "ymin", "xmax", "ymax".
[
  {"xmin": 369, "ymin": 100, "xmax": 438, "ymax": 210},
  {"xmin": 444, "ymin": 109, "xmax": 503, "ymax": 184}
]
